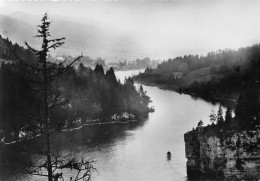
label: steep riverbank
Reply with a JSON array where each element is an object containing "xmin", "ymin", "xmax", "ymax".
[{"xmin": 184, "ymin": 126, "xmax": 260, "ymax": 180}]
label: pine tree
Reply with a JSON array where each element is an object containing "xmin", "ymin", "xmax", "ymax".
[
  {"xmin": 217, "ymin": 105, "xmax": 224, "ymax": 125},
  {"xmin": 225, "ymin": 106, "xmax": 232, "ymax": 127},
  {"xmin": 138, "ymin": 85, "xmax": 151, "ymax": 106},
  {"xmin": 94, "ymin": 64, "xmax": 104, "ymax": 75},
  {"xmin": 209, "ymin": 110, "xmax": 217, "ymax": 125},
  {"xmin": 197, "ymin": 120, "xmax": 204, "ymax": 127},
  {"xmin": 19, "ymin": 13, "xmax": 94, "ymax": 181},
  {"xmin": 235, "ymin": 89, "xmax": 259, "ymax": 129},
  {"xmin": 105, "ymin": 67, "xmax": 118, "ymax": 86}
]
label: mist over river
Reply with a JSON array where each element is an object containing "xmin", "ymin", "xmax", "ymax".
[{"xmin": 0, "ymin": 69, "xmax": 221, "ymax": 181}]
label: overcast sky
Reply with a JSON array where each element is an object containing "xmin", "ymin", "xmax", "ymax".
[{"xmin": 1, "ymin": 0, "xmax": 260, "ymax": 60}]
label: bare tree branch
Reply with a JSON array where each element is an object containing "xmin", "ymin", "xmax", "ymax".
[{"xmin": 18, "ymin": 12, "xmax": 94, "ymax": 181}]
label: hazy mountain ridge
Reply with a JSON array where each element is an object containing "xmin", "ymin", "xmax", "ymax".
[
  {"xmin": 0, "ymin": 14, "xmax": 36, "ymax": 48},
  {"xmin": 0, "ymin": 12, "xmax": 141, "ymax": 61}
]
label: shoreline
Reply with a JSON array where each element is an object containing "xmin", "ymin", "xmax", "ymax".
[
  {"xmin": 114, "ymin": 68, "xmax": 146, "ymax": 72},
  {"xmin": 134, "ymin": 79, "xmax": 237, "ymax": 104},
  {"xmin": 61, "ymin": 119, "xmax": 138, "ymax": 132},
  {"xmin": 134, "ymin": 79, "xmax": 179, "ymax": 91},
  {"xmin": 1, "ymin": 119, "xmax": 139, "ymax": 146}
]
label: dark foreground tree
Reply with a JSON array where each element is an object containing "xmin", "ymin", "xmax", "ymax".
[
  {"xmin": 217, "ymin": 105, "xmax": 224, "ymax": 125},
  {"xmin": 225, "ymin": 106, "xmax": 232, "ymax": 127},
  {"xmin": 19, "ymin": 13, "xmax": 95, "ymax": 181}
]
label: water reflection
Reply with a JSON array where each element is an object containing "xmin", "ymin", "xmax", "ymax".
[{"xmin": 0, "ymin": 70, "xmax": 222, "ymax": 181}]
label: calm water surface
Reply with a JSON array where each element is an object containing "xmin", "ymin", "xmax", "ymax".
[{"xmin": 1, "ymin": 69, "xmax": 221, "ymax": 181}]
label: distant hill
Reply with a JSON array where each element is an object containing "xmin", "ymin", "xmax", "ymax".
[
  {"xmin": 134, "ymin": 43, "xmax": 260, "ymax": 106},
  {"xmin": 0, "ymin": 14, "xmax": 36, "ymax": 48},
  {"xmin": 0, "ymin": 12, "xmax": 142, "ymax": 61}
]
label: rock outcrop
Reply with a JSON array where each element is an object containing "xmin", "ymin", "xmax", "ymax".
[{"xmin": 184, "ymin": 127, "xmax": 260, "ymax": 180}]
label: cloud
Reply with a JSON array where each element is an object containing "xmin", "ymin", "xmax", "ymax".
[{"xmin": 1, "ymin": 0, "xmax": 260, "ymax": 60}]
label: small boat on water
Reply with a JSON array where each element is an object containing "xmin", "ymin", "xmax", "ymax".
[{"xmin": 167, "ymin": 151, "xmax": 171, "ymax": 160}]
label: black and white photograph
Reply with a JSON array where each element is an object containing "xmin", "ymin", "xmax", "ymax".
[{"xmin": 0, "ymin": 0, "xmax": 260, "ymax": 180}]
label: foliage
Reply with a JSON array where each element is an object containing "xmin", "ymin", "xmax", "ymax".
[
  {"xmin": 217, "ymin": 105, "xmax": 224, "ymax": 125},
  {"xmin": 149, "ymin": 42, "xmax": 260, "ymax": 131},
  {"xmin": 156, "ymin": 47, "xmax": 253, "ymax": 74},
  {"xmin": 0, "ymin": 35, "xmax": 36, "ymax": 61},
  {"xmin": 27, "ymin": 13, "xmax": 94, "ymax": 181},
  {"xmin": 224, "ymin": 106, "xmax": 232, "ymax": 127},
  {"xmin": 115, "ymin": 57, "xmax": 159, "ymax": 70},
  {"xmin": 234, "ymin": 88, "xmax": 260, "ymax": 130},
  {"xmin": 197, "ymin": 120, "xmax": 203, "ymax": 127},
  {"xmin": 0, "ymin": 20, "xmax": 151, "ymax": 144},
  {"xmin": 209, "ymin": 110, "xmax": 217, "ymax": 125}
]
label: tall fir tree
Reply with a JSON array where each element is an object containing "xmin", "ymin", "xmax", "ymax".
[
  {"xmin": 209, "ymin": 110, "xmax": 217, "ymax": 125},
  {"xmin": 105, "ymin": 67, "xmax": 118, "ymax": 86},
  {"xmin": 217, "ymin": 105, "xmax": 224, "ymax": 125},
  {"xmin": 20, "ymin": 13, "xmax": 94, "ymax": 181},
  {"xmin": 225, "ymin": 106, "xmax": 232, "ymax": 127},
  {"xmin": 235, "ymin": 89, "xmax": 260, "ymax": 129}
]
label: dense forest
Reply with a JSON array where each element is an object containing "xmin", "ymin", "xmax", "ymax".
[
  {"xmin": 134, "ymin": 44, "xmax": 260, "ymax": 130},
  {"xmin": 0, "ymin": 34, "xmax": 35, "ymax": 61},
  {"xmin": 183, "ymin": 45, "xmax": 260, "ymax": 100},
  {"xmin": 135, "ymin": 44, "xmax": 260, "ymax": 98},
  {"xmin": 0, "ymin": 35, "xmax": 151, "ymax": 144}
]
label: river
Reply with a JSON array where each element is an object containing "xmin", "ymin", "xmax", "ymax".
[{"xmin": 0, "ymin": 69, "xmax": 221, "ymax": 181}]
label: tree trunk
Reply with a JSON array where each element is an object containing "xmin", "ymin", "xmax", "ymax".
[{"xmin": 42, "ymin": 28, "xmax": 52, "ymax": 181}]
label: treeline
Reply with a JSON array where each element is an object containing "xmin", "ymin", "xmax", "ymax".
[
  {"xmin": 157, "ymin": 48, "xmax": 251, "ymax": 73},
  {"xmin": 134, "ymin": 42, "xmax": 260, "ymax": 130},
  {"xmin": 196, "ymin": 105, "xmax": 232, "ymax": 131},
  {"xmin": 135, "ymin": 43, "xmax": 260, "ymax": 100},
  {"xmin": 133, "ymin": 45, "xmax": 260, "ymax": 92},
  {"xmin": 0, "ymin": 35, "xmax": 35, "ymax": 61},
  {"xmin": 0, "ymin": 40, "xmax": 151, "ymax": 143},
  {"xmin": 184, "ymin": 44, "xmax": 260, "ymax": 100},
  {"xmin": 109, "ymin": 57, "xmax": 159, "ymax": 70},
  {"xmin": 61, "ymin": 63, "xmax": 151, "ymax": 121},
  {"xmin": 191, "ymin": 45, "xmax": 260, "ymax": 131},
  {"xmin": 186, "ymin": 45, "xmax": 260, "ymax": 130},
  {"xmin": 61, "ymin": 55, "xmax": 106, "ymax": 67},
  {"xmin": 198, "ymin": 82, "xmax": 259, "ymax": 132}
]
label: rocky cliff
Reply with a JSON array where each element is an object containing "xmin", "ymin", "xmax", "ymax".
[{"xmin": 184, "ymin": 127, "xmax": 260, "ymax": 180}]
